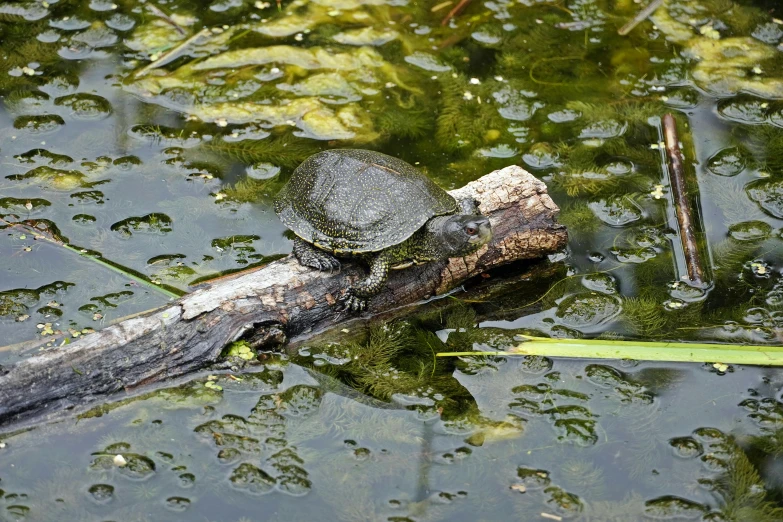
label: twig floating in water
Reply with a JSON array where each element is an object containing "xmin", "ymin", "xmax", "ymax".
[
  {"xmin": 618, "ymin": 0, "xmax": 664, "ymax": 36},
  {"xmin": 134, "ymin": 28, "xmax": 212, "ymax": 78},
  {"xmin": 146, "ymin": 3, "xmax": 187, "ymax": 35},
  {"xmin": 441, "ymin": 0, "xmax": 473, "ymax": 26},
  {"xmin": 663, "ymin": 113, "xmax": 704, "ymax": 284}
]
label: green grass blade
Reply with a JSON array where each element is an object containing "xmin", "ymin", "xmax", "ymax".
[
  {"xmin": 1, "ymin": 217, "xmax": 182, "ymax": 300},
  {"xmin": 59, "ymin": 243, "xmax": 182, "ymax": 300},
  {"xmin": 436, "ymin": 336, "xmax": 783, "ymax": 366}
]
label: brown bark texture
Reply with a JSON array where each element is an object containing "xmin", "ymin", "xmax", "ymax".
[{"xmin": 0, "ymin": 165, "xmax": 567, "ymax": 429}]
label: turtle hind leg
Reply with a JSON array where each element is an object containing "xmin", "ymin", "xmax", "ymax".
[{"xmin": 293, "ymin": 238, "xmax": 341, "ymax": 272}]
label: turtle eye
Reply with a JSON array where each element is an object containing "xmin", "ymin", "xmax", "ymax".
[{"xmin": 465, "ymin": 226, "xmax": 477, "ymax": 235}]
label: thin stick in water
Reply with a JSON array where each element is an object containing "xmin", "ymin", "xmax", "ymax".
[
  {"xmin": 663, "ymin": 113, "xmax": 703, "ymax": 284},
  {"xmin": 147, "ymin": 3, "xmax": 187, "ymax": 35},
  {"xmin": 618, "ymin": 0, "xmax": 664, "ymax": 36},
  {"xmin": 134, "ymin": 28, "xmax": 212, "ymax": 78},
  {"xmin": 441, "ymin": 0, "xmax": 473, "ymax": 26}
]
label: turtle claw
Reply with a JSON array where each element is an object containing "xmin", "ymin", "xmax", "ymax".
[{"xmin": 338, "ymin": 290, "xmax": 368, "ymax": 313}]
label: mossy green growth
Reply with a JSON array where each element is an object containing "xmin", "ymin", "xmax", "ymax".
[{"xmin": 223, "ymin": 340, "xmax": 257, "ymax": 361}]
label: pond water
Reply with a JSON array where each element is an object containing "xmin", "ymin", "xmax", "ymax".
[{"xmin": 2, "ymin": 0, "xmax": 783, "ymax": 520}]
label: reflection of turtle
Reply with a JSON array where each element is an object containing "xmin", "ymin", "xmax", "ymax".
[{"xmin": 274, "ymin": 149, "xmax": 492, "ymax": 311}]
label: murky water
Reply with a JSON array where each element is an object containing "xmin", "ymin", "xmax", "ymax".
[{"xmin": 2, "ymin": 0, "xmax": 783, "ymax": 520}]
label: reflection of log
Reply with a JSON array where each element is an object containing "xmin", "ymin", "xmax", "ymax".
[
  {"xmin": 0, "ymin": 165, "xmax": 567, "ymax": 429},
  {"xmin": 663, "ymin": 114, "xmax": 704, "ymax": 284}
]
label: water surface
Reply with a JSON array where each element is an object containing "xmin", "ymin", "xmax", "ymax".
[{"xmin": 2, "ymin": 0, "xmax": 783, "ymax": 520}]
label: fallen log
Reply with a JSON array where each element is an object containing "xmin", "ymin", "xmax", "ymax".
[{"xmin": 0, "ymin": 165, "xmax": 567, "ymax": 429}]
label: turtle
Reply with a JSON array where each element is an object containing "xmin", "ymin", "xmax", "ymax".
[{"xmin": 274, "ymin": 149, "xmax": 492, "ymax": 311}]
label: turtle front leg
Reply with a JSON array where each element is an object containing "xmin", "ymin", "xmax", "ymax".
[
  {"xmin": 341, "ymin": 251, "xmax": 391, "ymax": 312},
  {"xmin": 293, "ymin": 237, "xmax": 341, "ymax": 272}
]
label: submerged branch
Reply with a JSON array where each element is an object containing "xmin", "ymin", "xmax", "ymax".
[
  {"xmin": 133, "ymin": 28, "xmax": 213, "ymax": 78},
  {"xmin": 441, "ymin": 0, "xmax": 473, "ymax": 26},
  {"xmin": 618, "ymin": 0, "xmax": 664, "ymax": 36},
  {"xmin": 146, "ymin": 3, "xmax": 187, "ymax": 35}
]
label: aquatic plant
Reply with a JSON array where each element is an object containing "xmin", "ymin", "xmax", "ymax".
[{"xmin": 713, "ymin": 439, "xmax": 783, "ymax": 520}]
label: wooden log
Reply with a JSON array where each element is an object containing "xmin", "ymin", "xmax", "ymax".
[{"xmin": 0, "ymin": 165, "xmax": 567, "ymax": 429}]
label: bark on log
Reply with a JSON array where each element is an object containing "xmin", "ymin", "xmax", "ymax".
[{"xmin": 0, "ymin": 165, "xmax": 567, "ymax": 429}]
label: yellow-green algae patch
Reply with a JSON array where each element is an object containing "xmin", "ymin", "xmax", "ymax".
[
  {"xmin": 685, "ymin": 37, "xmax": 783, "ymax": 98},
  {"xmin": 333, "ymin": 27, "xmax": 399, "ymax": 46},
  {"xmin": 649, "ymin": 1, "xmax": 783, "ymax": 99},
  {"xmin": 190, "ymin": 45, "xmax": 386, "ymax": 72},
  {"xmin": 190, "ymin": 98, "xmax": 377, "ymax": 141}
]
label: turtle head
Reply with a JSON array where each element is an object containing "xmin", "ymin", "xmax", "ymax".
[{"xmin": 422, "ymin": 214, "xmax": 492, "ymax": 260}]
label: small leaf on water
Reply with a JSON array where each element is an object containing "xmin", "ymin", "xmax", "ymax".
[
  {"xmin": 204, "ymin": 381, "xmax": 223, "ymax": 391},
  {"xmin": 16, "ymin": 315, "xmax": 29, "ymax": 322},
  {"xmin": 113, "ymin": 454, "xmax": 127, "ymax": 467},
  {"xmin": 712, "ymin": 362, "xmax": 729, "ymax": 372}
]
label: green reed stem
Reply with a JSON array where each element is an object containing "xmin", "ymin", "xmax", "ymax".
[{"xmin": 437, "ymin": 336, "xmax": 783, "ymax": 366}]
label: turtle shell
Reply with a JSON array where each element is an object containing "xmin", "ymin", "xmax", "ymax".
[{"xmin": 274, "ymin": 149, "xmax": 458, "ymax": 254}]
